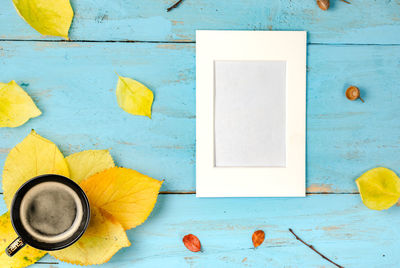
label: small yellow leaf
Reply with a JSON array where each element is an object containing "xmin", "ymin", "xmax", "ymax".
[
  {"xmin": 12, "ymin": 0, "xmax": 74, "ymax": 39},
  {"xmin": 50, "ymin": 206, "xmax": 130, "ymax": 265},
  {"xmin": 3, "ymin": 130, "xmax": 69, "ymax": 209},
  {"xmin": 0, "ymin": 212, "xmax": 46, "ymax": 268},
  {"xmin": 356, "ymin": 167, "xmax": 400, "ymax": 210},
  {"xmin": 80, "ymin": 167, "xmax": 162, "ymax": 230},
  {"xmin": 0, "ymin": 81, "xmax": 41, "ymax": 128},
  {"xmin": 116, "ymin": 75, "xmax": 154, "ymax": 118},
  {"xmin": 66, "ymin": 150, "xmax": 115, "ymax": 184}
]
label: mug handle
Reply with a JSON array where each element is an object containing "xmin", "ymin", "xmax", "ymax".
[{"xmin": 6, "ymin": 237, "xmax": 26, "ymax": 257}]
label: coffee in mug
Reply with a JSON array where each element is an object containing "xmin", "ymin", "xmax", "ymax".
[
  {"xmin": 20, "ymin": 181, "xmax": 84, "ymax": 243},
  {"xmin": 6, "ymin": 174, "xmax": 90, "ymax": 256}
]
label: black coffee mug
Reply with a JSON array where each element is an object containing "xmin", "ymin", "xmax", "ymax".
[{"xmin": 6, "ymin": 174, "xmax": 90, "ymax": 256}]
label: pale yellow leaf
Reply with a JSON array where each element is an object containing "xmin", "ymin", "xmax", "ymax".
[
  {"xmin": 0, "ymin": 212, "xmax": 46, "ymax": 268},
  {"xmin": 12, "ymin": 0, "xmax": 74, "ymax": 39},
  {"xmin": 50, "ymin": 206, "xmax": 130, "ymax": 265},
  {"xmin": 66, "ymin": 150, "xmax": 115, "ymax": 184},
  {"xmin": 356, "ymin": 167, "xmax": 400, "ymax": 210},
  {"xmin": 80, "ymin": 167, "xmax": 162, "ymax": 230},
  {"xmin": 0, "ymin": 81, "xmax": 41, "ymax": 128},
  {"xmin": 116, "ymin": 75, "xmax": 154, "ymax": 118},
  {"xmin": 2, "ymin": 130, "xmax": 69, "ymax": 209}
]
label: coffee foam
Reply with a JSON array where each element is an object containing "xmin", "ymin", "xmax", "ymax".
[{"xmin": 20, "ymin": 182, "xmax": 83, "ymax": 243}]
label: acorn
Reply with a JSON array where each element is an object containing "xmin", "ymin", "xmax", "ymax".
[
  {"xmin": 346, "ymin": 86, "xmax": 364, "ymax": 103},
  {"xmin": 317, "ymin": 0, "xmax": 329, "ymax": 10}
]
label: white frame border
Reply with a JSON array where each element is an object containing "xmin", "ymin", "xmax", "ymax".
[{"xmin": 196, "ymin": 30, "xmax": 307, "ymax": 197}]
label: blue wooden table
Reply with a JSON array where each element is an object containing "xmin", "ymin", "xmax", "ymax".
[{"xmin": 1, "ymin": 0, "xmax": 400, "ymax": 267}]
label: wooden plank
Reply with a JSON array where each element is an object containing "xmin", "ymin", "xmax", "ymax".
[
  {"xmin": 1, "ymin": 42, "xmax": 400, "ymax": 193},
  {"xmin": 0, "ymin": 0, "xmax": 400, "ymax": 44},
  {"xmin": 307, "ymin": 44, "xmax": 400, "ymax": 194},
  {"xmin": 0, "ymin": 41, "xmax": 195, "ymax": 193},
  {"xmin": 0, "ymin": 194, "xmax": 393, "ymax": 267}
]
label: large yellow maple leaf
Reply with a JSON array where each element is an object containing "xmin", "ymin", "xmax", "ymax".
[
  {"xmin": 1, "ymin": 132, "xmax": 162, "ymax": 266},
  {"xmin": 49, "ymin": 206, "xmax": 130, "ymax": 265},
  {"xmin": 80, "ymin": 167, "xmax": 163, "ymax": 230},
  {"xmin": 66, "ymin": 150, "xmax": 115, "ymax": 184},
  {"xmin": 2, "ymin": 130, "xmax": 69, "ymax": 209},
  {"xmin": 0, "ymin": 212, "xmax": 46, "ymax": 268}
]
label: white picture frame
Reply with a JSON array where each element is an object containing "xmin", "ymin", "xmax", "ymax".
[{"xmin": 196, "ymin": 30, "xmax": 307, "ymax": 197}]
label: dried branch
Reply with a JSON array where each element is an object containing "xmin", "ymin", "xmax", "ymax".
[
  {"xmin": 340, "ymin": 0, "xmax": 351, "ymax": 4},
  {"xmin": 288, "ymin": 228, "xmax": 344, "ymax": 268},
  {"xmin": 167, "ymin": 0, "xmax": 185, "ymax": 12}
]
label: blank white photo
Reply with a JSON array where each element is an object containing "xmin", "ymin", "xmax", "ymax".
[{"xmin": 214, "ymin": 60, "xmax": 286, "ymax": 167}]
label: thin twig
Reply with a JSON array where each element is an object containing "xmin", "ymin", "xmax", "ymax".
[
  {"xmin": 167, "ymin": 0, "xmax": 185, "ymax": 12},
  {"xmin": 288, "ymin": 228, "xmax": 344, "ymax": 268},
  {"xmin": 340, "ymin": 0, "xmax": 351, "ymax": 4}
]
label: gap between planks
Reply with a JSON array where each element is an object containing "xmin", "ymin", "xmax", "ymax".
[
  {"xmin": 0, "ymin": 192, "xmax": 358, "ymax": 195},
  {"xmin": 0, "ymin": 39, "xmax": 400, "ymax": 46},
  {"xmin": 158, "ymin": 192, "xmax": 359, "ymax": 195}
]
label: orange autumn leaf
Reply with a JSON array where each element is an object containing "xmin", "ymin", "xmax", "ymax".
[
  {"xmin": 49, "ymin": 206, "xmax": 130, "ymax": 265},
  {"xmin": 252, "ymin": 230, "xmax": 265, "ymax": 248},
  {"xmin": 182, "ymin": 234, "xmax": 201, "ymax": 252},
  {"xmin": 80, "ymin": 167, "xmax": 162, "ymax": 230}
]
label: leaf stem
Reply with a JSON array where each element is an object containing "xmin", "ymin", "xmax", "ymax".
[
  {"xmin": 167, "ymin": 0, "xmax": 185, "ymax": 12},
  {"xmin": 288, "ymin": 228, "xmax": 344, "ymax": 268},
  {"xmin": 340, "ymin": 0, "xmax": 351, "ymax": 4}
]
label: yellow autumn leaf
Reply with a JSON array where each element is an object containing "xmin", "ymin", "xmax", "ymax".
[
  {"xmin": 12, "ymin": 0, "xmax": 74, "ymax": 39},
  {"xmin": 80, "ymin": 167, "xmax": 162, "ymax": 230},
  {"xmin": 50, "ymin": 206, "xmax": 130, "ymax": 265},
  {"xmin": 116, "ymin": 75, "xmax": 154, "ymax": 118},
  {"xmin": 2, "ymin": 130, "xmax": 69, "ymax": 209},
  {"xmin": 66, "ymin": 150, "xmax": 115, "ymax": 184},
  {"xmin": 0, "ymin": 212, "xmax": 46, "ymax": 268},
  {"xmin": 0, "ymin": 81, "xmax": 41, "ymax": 128},
  {"xmin": 356, "ymin": 167, "xmax": 400, "ymax": 210}
]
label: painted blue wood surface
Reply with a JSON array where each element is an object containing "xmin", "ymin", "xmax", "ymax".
[
  {"xmin": 1, "ymin": 0, "xmax": 400, "ymax": 267},
  {"xmin": 0, "ymin": 42, "xmax": 196, "ymax": 193},
  {"xmin": 0, "ymin": 194, "xmax": 391, "ymax": 267},
  {"xmin": 1, "ymin": 42, "xmax": 400, "ymax": 193},
  {"xmin": 0, "ymin": 0, "xmax": 400, "ymax": 43}
]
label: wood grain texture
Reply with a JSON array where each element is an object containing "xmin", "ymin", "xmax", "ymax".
[
  {"xmin": 0, "ymin": 0, "xmax": 399, "ymax": 43},
  {"xmin": 2, "ymin": 194, "xmax": 394, "ymax": 267},
  {"xmin": 0, "ymin": 42, "xmax": 195, "ymax": 193},
  {"xmin": 1, "ymin": 1, "xmax": 400, "ymax": 267},
  {"xmin": 1, "ymin": 42, "xmax": 400, "ymax": 193}
]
